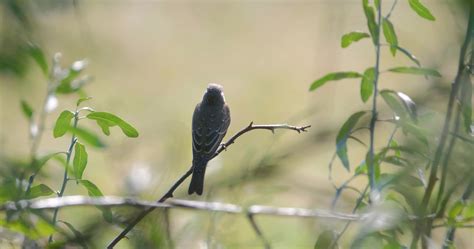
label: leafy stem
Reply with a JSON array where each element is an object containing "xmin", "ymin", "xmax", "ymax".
[
  {"xmin": 368, "ymin": 0, "xmax": 383, "ymax": 197},
  {"xmin": 48, "ymin": 109, "xmax": 79, "ymax": 243}
]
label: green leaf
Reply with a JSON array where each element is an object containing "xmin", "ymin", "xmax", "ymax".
[
  {"xmin": 32, "ymin": 152, "xmax": 64, "ymax": 172},
  {"xmin": 355, "ymin": 161, "xmax": 367, "ymax": 174},
  {"xmin": 390, "ymin": 140, "xmax": 401, "ymax": 157},
  {"xmin": 397, "ymin": 92, "xmax": 418, "ymax": 122},
  {"xmin": 53, "ymin": 110, "xmax": 75, "ymax": 138},
  {"xmin": 382, "ymin": 18, "xmax": 398, "ymax": 56},
  {"xmin": 380, "ymin": 90, "xmax": 417, "ymax": 122},
  {"xmin": 382, "ymin": 155, "xmax": 410, "ymax": 167},
  {"xmin": 463, "ymin": 201, "xmax": 474, "ymax": 219},
  {"xmin": 341, "ymin": 31, "xmax": 370, "ymax": 48},
  {"xmin": 393, "ymin": 46, "xmax": 421, "ymax": 66},
  {"xmin": 448, "ymin": 201, "xmax": 464, "ymax": 219},
  {"xmin": 360, "ymin": 67, "xmax": 375, "ymax": 103},
  {"xmin": 388, "ymin": 66, "xmax": 441, "ymax": 77},
  {"xmin": 401, "ymin": 122, "xmax": 428, "ymax": 145},
  {"xmin": 386, "ymin": 145, "xmax": 429, "ymax": 159},
  {"xmin": 28, "ymin": 44, "xmax": 48, "ymax": 76},
  {"xmin": 408, "ymin": 0, "xmax": 435, "ymax": 21},
  {"xmin": 309, "ymin": 72, "xmax": 362, "ymax": 91},
  {"xmin": 79, "ymin": 179, "xmax": 103, "ymax": 197},
  {"xmin": 59, "ymin": 220, "xmax": 84, "ymax": 240},
  {"xmin": 20, "ymin": 100, "xmax": 34, "ymax": 119},
  {"xmin": 73, "ymin": 143, "xmax": 88, "ymax": 180},
  {"xmin": 27, "ymin": 184, "xmax": 54, "ymax": 199},
  {"xmin": 69, "ymin": 127, "xmax": 105, "ymax": 148},
  {"xmin": 336, "ymin": 111, "xmax": 367, "ymax": 170},
  {"xmin": 314, "ymin": 230, "xmax": 337, "ymax": 249},
  {"xmin": 97, "ymin": 120, "xmax": 111, "ymax": 136},
  {"xmin": 0, "ymin": 218, "xmax": 56, "ymax": 239},
  {"xmin": 76, "ymin": 96, "xmax": 92, "ymax": 107},
  {"xmin": 86, "ymin": 112, "xmax": 139, "ymax": 138},
  {"xmin": 459, "ymin": 69, "xmax": 472, "ymax": 133},
  {"xmin": 78, "ymin": 179, "xmax": 113, "ymax": 223},
  {"xmin": 362, "ymin": 0, "xmax": 378, "ymax": 45},
  {"xmin": 101, "ymin": 208, "xmax": 113, "ymax": 223}
]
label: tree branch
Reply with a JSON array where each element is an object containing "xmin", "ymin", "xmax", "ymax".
[
  {"xmin": 107, "ymin": 122, "xmax": 310, "ymax": 248},
  {"xmin": 2, "ymin": 195, "xmax": 361, "ymax": 221}
]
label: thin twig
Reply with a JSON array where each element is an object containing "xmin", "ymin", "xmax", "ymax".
[
  {"xmin": 385, "ymin": 0, "xmax": 398, "ymax": 19},
  {"xmin": 331, "ymin": 174, "xmax": 361, "ymax": 209},
  {"xmin": 330, "ymin": 185, "xmax": 369, "ymax": 249},
  {"xmin": 433, "ymin": 224, "xmax": 474, "ymax": 229},
  {"xmin": 247, "ymin": 214, "xmax": 271, "ymax": 249},
  {"xmin": 107, "ymin": 122, "xmax": 310, "ymax": 248}
]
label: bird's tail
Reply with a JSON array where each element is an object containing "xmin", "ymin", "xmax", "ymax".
[{"xmin": 188, "ymin": 161, "xmax": 207, "ymax": 195}]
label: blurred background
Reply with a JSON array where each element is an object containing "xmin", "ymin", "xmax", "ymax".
[{"xmin": 0, "ymin": 0, "xmax": 471, "ymax": 248}]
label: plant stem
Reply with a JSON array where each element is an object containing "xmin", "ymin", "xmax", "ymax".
[
  {"xmin": 411, "ymin": 3, "xmax": 474, "ymax": 248},
  {"xmin": 442, "ymin": 180, "xmax": 473, "ymax": 249},
  {"xmin": 435, "ymin": 101, "xmax": 462, "ymax": 213},
  {"xmin": 25, "ymin": 92, "xmax": 55, "ymax": 196},
  {"xmin": 25, "ymin": 56, "xmax": 60, "ymax": 195},
  {"xmin": 330, "ymin": 185, "xmax": 369, "ymax": 249},
  {"xmin": 48, "ymin": 110, "xmax": 79, "ymax": 243},
  {"xmin": 331, "ymin": 125, "xmax": 398, "ymax": 247},
  {"xmin": 247, "ymin": 213, "xmax": 271, "ymax": 249},
  {"xmin": 368, "ymin": 0, "xmax": 383, "ymax": 196}
]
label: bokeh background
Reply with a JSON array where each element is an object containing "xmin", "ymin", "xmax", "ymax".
[{"xmin": 0, "ymin": 0, "xmax": 471, "ymax": 248}]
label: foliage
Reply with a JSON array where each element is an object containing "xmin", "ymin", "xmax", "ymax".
[
  {"xmin": 310, "ymin": 0, "xmax": 473, "ymax": 248},
  {"xmin": 0, "ymin": 51, "xmax": 139, "ymax": 247}
]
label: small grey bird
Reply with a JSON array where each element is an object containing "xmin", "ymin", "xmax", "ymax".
[{"xmin": 188, "ymin": 84, "xmax": 231, "ymax": 195}]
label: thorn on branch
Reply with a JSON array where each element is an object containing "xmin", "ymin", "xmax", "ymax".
[{"xmin": 220, "ymin": 143, "xmax": 227, "ymax": 151}]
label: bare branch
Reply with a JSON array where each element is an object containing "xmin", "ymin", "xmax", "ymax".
[
  {"xmin": 107, "ymin": 122, "xmax": 310, "ymax": 248},
  {"xmin": 4, "ymin": 195, "xmax": 438, "ymax": 222},
  {"xmin": 1, "ymin": 195, "xmax": 360, "ymax": 221}
]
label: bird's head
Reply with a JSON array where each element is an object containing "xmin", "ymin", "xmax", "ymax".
[{"xmin": 203, "ymin": 83, "xmax": 225, "ymax": 105}]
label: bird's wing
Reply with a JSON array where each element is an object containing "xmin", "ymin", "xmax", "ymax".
[
  {"xmin": 192, "ymin": 104, "xmax": 230, "ymax": 157},
  {"xmin": 192, "ymin": 103, "xmax": 205, "ymax": 153}
]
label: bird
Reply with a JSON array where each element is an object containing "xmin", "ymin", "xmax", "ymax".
[{"xmin": 188, "ymin": 83, "xmax": 231, "ymax": 195}]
